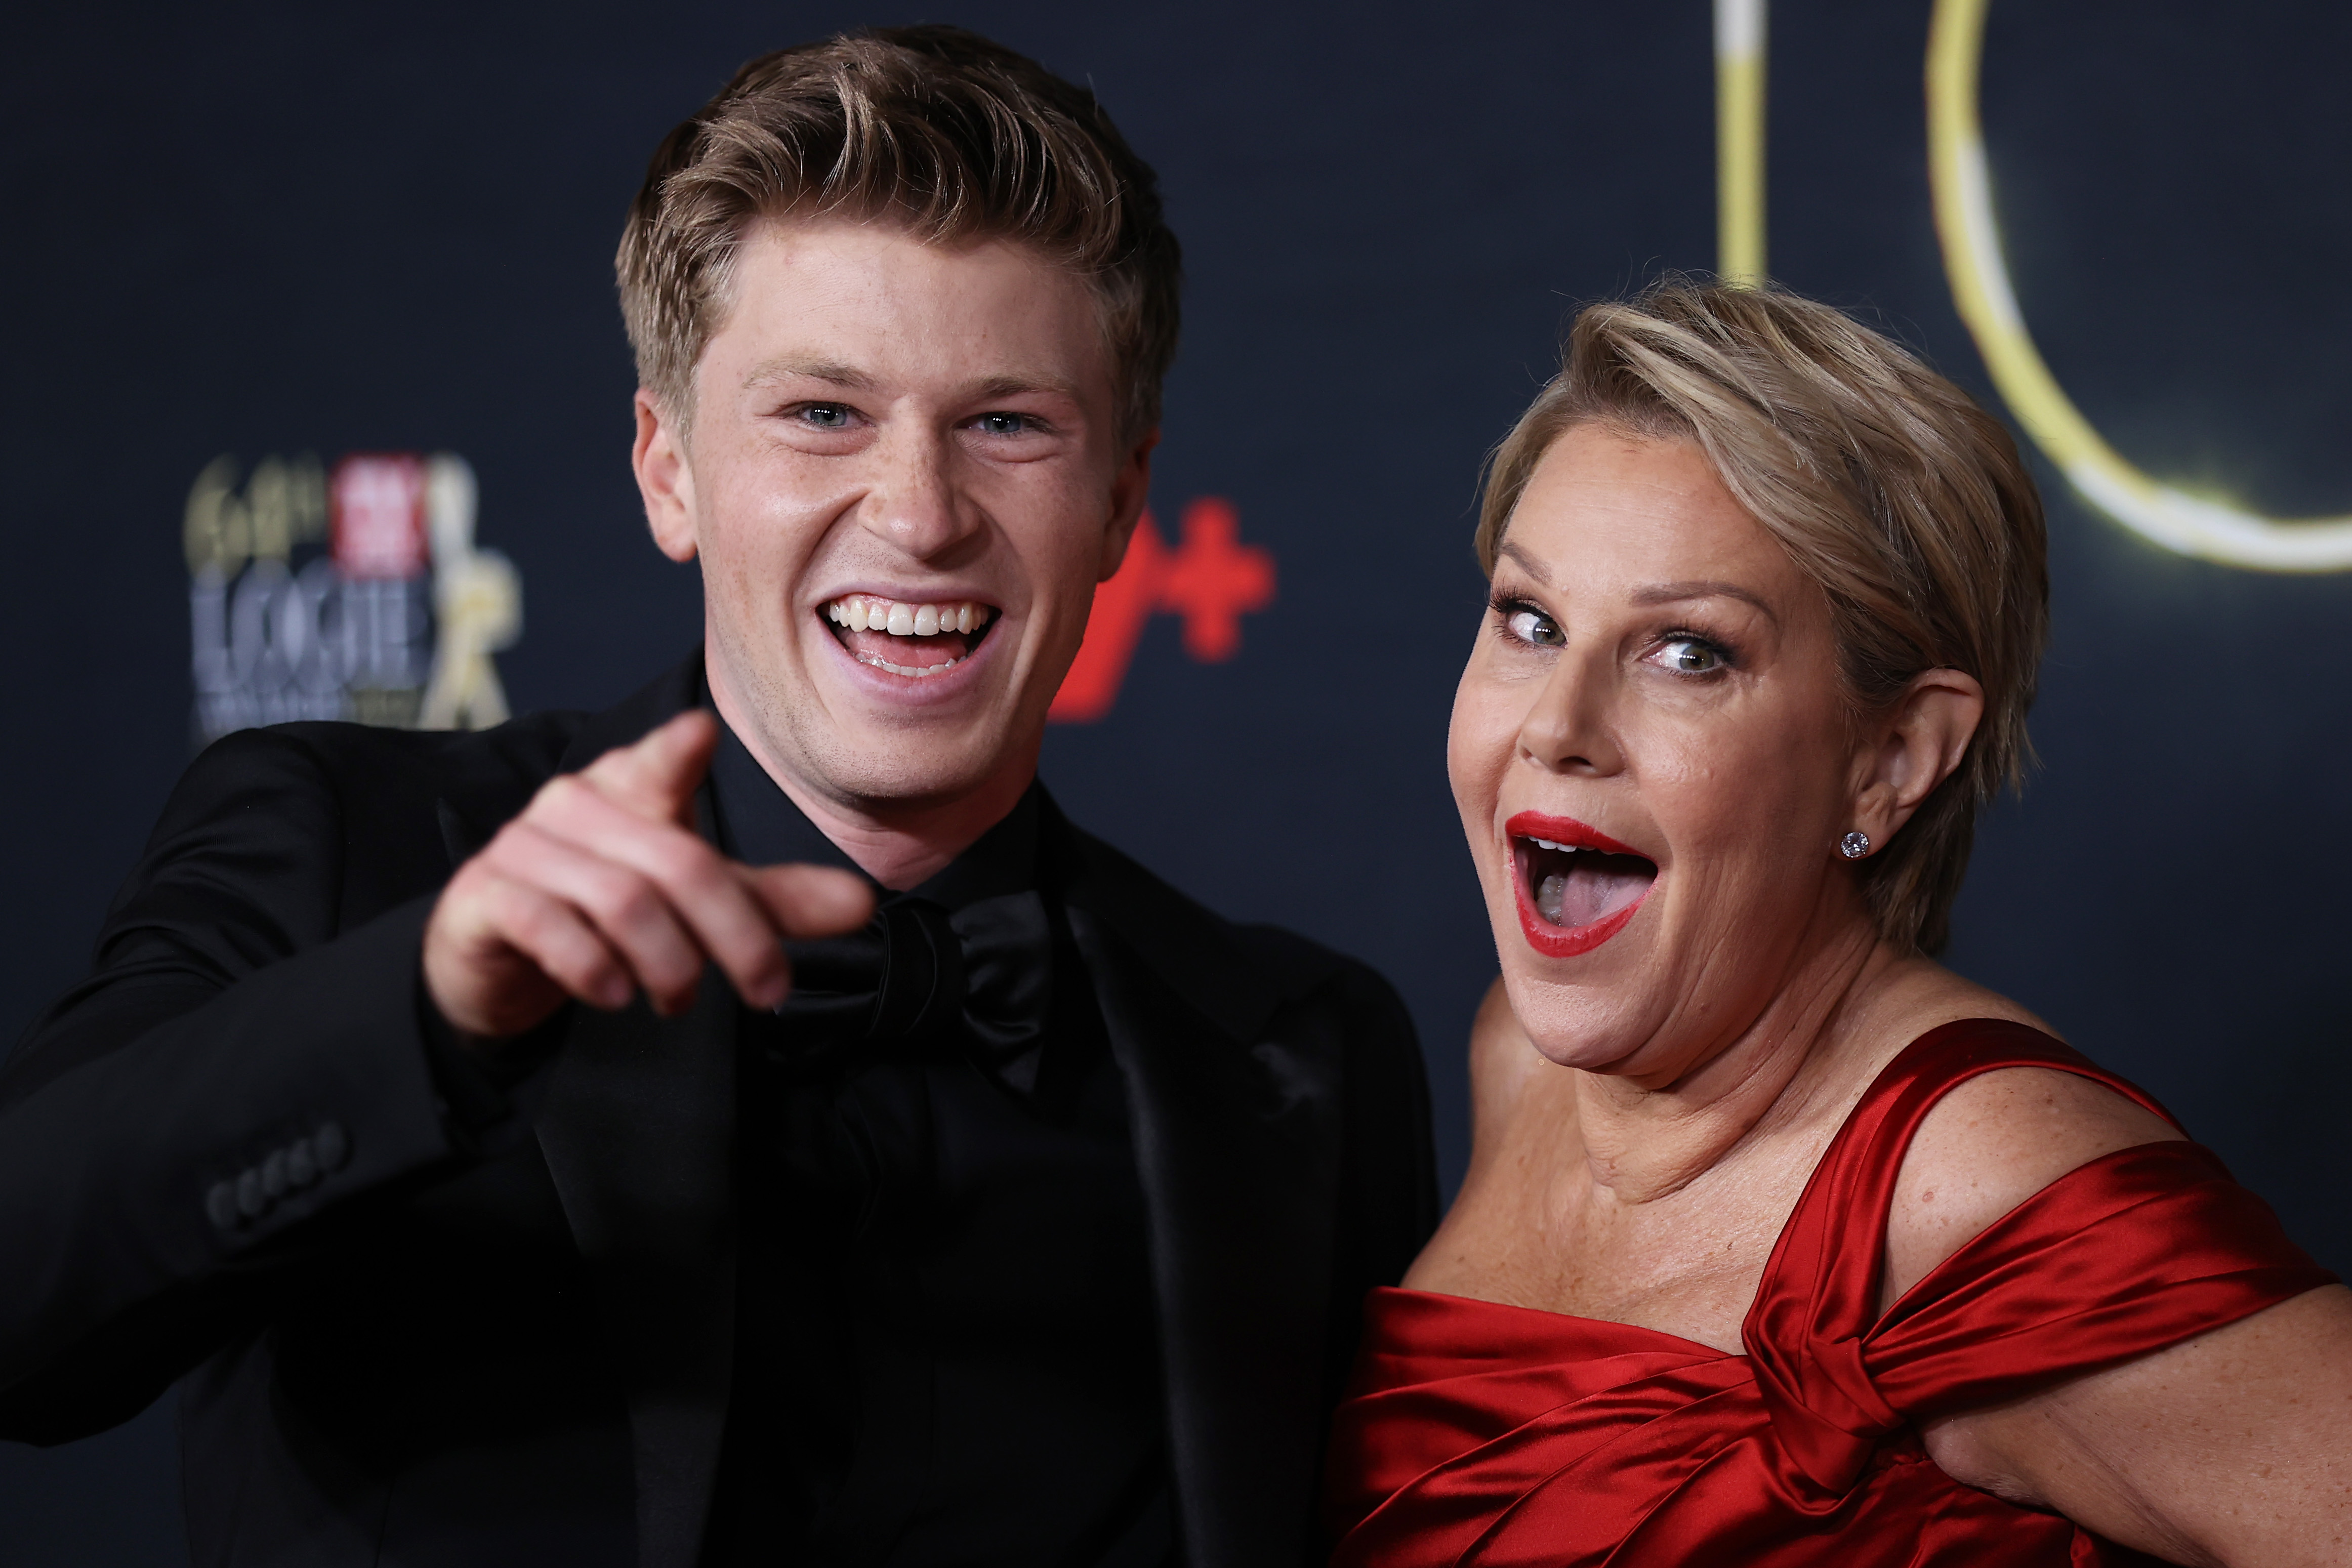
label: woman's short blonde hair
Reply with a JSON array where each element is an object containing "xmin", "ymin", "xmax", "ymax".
[{"xmin": 1477, "ymin": 281, "xmax": 2048, "ymax": 954}]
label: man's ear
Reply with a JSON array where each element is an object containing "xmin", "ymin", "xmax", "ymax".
[
  {"xmin": 1096, "ymin": 427, "xmax": 1160, "ymax": 584},
  {"xmin": 1847, "ymin": 668, "xmax": 1986, "ymax": 850},
  {"xmin": 633, "ymin": 389, "xmax": 699, "ymax": 564}
]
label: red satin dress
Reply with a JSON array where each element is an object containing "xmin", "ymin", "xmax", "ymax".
[{"xmin": 1327, "ymin": 1019, "xmax": 2335, "ymax": 1566}]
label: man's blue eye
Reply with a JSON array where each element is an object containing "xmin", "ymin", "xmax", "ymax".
[
  {"xmin": 977, "ymin": 412, "xmax": 1028, "ymax": 435},
  {"xmin": 803, "ymin": 405, "xmax": 850, "ymax": 429}
]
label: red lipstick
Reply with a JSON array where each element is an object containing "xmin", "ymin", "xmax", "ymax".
[{"xmin": 1503, "ymin": 810, "xmax": 1656, "ymax": 959}]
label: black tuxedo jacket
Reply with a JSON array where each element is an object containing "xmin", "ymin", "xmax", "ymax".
[{"xmin": 0, "ymin": 658, "xmax": 1437, "ymax": 1568}]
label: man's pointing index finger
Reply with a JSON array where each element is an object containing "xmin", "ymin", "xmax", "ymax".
[{"xmin": 580, "ymin": 710, "xmax": 720, "ymax": 826}]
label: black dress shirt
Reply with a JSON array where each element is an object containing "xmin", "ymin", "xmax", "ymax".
[{"xmin": 700, "ymin": 718, "xmax": 1173, "ymax": 1567}]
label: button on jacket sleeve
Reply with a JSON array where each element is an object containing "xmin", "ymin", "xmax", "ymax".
[{"xmin": 0, "ymin": 725, "xmax": 506, "ymax": 1441}]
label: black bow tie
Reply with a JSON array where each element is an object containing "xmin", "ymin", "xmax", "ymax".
[{"xmin": 766, "ymin": 891, "xmax": 1056, "ymax": 1094}]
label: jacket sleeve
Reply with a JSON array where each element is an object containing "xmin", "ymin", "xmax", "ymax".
[
  {"xmin": 1319, "ymin": 959, "xmax": 1439, "ymax": 1409},
  {"xmin": 0, "ymin": 728, "xmax": 483, "ymax": 1442}
]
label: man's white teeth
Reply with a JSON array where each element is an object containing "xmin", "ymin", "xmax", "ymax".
[
  {"xmin": 856, "ymin": 650, "xmax": 962, "ymax": 678},
  {"xmin": 824, "ymin": 595, "xmax": 992, "ymax": 636}
]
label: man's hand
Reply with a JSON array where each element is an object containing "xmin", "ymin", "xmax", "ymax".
[{"xmin": 422, "ymin": 711, "xmax": 874, "ymax": 1041}]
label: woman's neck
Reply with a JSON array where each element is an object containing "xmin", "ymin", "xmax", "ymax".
[{"xmin": 1572, "ymin": 922, "xmax": 1911, "ymax": 1206}]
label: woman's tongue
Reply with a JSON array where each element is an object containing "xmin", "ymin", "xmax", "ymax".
[
  {"xmin": 1535, "ymin": 854, "xmax": 1654, "ymax": 928},
  {"xmin": 844, "ymin": 625, "xmax": 973, "ymax": 672}
]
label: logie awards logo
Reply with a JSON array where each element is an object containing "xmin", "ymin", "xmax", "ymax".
[{"xmin": 185, "ymin": 451, "xmax": 521, "ymax": 745}]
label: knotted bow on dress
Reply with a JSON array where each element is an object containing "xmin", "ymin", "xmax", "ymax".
[{"xmin": 769, "ymin": 892, "xmax": 1057, "ymax": 1095}]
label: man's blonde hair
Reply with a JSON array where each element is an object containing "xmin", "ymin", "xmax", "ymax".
[
  {"xmin": 1477, "ymin": 281, "xmax": 2048, "ymax": 954},
  {"xmin": 615, "ymin": 25, "xmax": 1182, "ymax": 442}
]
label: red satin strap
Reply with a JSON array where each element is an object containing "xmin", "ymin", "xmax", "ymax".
[
  {"xmin": 1871, "ymin": 1138, "xmax": 2332, "ymax": 1413},
  {"xmin": 1746, "ymin": 1019, "xmax": 2331, "ymax": 1492}
]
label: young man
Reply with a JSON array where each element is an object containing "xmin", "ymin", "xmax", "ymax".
[{"xmin": 0, "ymin": 26, "xmax": 1435, "ymax": 1568}]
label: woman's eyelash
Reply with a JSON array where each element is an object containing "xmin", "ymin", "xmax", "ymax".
[
  {"xmin": 1490, "ymin": 593, "xmax": 1546, "ymax": 623},
  {"xmin": 1489, "ymin": 595, "xmax": 1556, "ymax": 643}
]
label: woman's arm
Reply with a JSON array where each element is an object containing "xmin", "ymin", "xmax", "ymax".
[
  {"xmin": 1890, "ymin": 1067, "xmax": 2352, "ymax": 1565},
  {"xmin": 1925, "ymin": 1285, "xmax": 2352, "ymax": 1568}
]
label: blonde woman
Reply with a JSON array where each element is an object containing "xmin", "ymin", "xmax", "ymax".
[{"xmin": 1327, "ymin": 284, "xmax": 2350, "ymax": 1566}]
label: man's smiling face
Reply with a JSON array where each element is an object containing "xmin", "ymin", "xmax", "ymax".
[{"xmin": 634, "ymin": 216, "xmax": 1151, "ymax": 823}]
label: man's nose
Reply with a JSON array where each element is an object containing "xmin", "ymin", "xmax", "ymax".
[{"xmin": 862, "ymin": 426, "xmax": 980, "ymax": 561}]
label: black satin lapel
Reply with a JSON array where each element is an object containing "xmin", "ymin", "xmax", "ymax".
[
  {"xmin": 1067, "ymin": 906, "xmax": 1346, "ymax": 1568},
  {"xmin": 535, "ymin": 962, "xmax": 738, "ymax": 1568}
]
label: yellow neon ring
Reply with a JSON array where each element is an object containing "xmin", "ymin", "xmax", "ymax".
[{"xmin": 1928, "ymin": 0, "xmax": 2352, "ymax": 571}]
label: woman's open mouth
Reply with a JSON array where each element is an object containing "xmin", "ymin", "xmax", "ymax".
[
  {"xmin": 1505, "ymin": 810, "xmax": 1657, "ymax": 958},
  {"xmin": 823, "ymin": 594, "xmax": 1000, "ymax": 678}
]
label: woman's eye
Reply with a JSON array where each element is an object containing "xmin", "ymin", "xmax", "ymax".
[
  {"xmin": 1505, "ymin": 608, "xmax": 1563, "ymax": 648},
  {"xmin": 799, "ymin": 403, "xmax": 852, "ymax": 430},
  {"xmin": 1657, "ymin": 637, "xmax": 1725, "ymax": 674},
  {"xmin": 975, "ymin": 411, "xmax": 1029, "ymax": 436}
]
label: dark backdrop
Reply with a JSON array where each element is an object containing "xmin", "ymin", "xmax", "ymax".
[{"xmin": 6, "ymin": 2, "xmax": 2348, "ymax": 1561}]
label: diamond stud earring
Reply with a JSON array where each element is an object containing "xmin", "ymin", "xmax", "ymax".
[{"xmin": 1838, "ymin": 831, "xmax": 1871, "ymax": 860}]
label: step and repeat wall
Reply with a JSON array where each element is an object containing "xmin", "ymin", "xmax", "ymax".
[{"xmin": 5, "ymin": 1, "xmax": 2349, "ymax": 1559}]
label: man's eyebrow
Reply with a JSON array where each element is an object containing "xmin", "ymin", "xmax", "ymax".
[
  {"xmin": 741, "ymin": 357, "xmax": 880, "ymax": 393},
  {"xmin": 1628, "ymin": 580, "xmax": 1779, "ymax": 624},
  {"xmin": 737, "ymin": 361, "xmax": 1082, "ymax": 404},
  {"xmin": 969, "ymin": 372, "xmax": 1082, "ymax": 402}
]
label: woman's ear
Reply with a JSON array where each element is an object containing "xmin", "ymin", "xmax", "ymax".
[{"xmin": 1847, "ymin": 668, "xmax": 1985, "ymax": 851}]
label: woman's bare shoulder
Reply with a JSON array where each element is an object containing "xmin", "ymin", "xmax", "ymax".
[
  {"xmin": 1855, "ymin": 962, "xmax": 2177, "ymax": 1303},
  {"xmin": 1882, "ymin": 1053, "xmax": 2180, "ymax": 1306},
  {"xmin": 1877, "ymin": 981, "xmax": 2352, "ymax": 1560}
]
